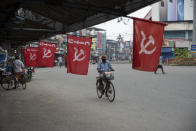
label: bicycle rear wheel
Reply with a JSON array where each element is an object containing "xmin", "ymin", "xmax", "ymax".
[
  {"xmin": 96, "ymin": 79, "xmax": 103, "ymax": 98},
  {"xmin": 106, "ymin": 82, "xmax": 115, "ymax": 102}
]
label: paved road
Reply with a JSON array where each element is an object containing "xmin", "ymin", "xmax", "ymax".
[{"xmin": 0, "ymin": 64, "xmax": 196, "ymax": 131}]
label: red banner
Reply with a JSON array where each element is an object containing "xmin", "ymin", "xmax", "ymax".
[
  {"xmin": 67, "ymin": 35, "xmax": 92, "ymax": 75},
  {"xmin": 38, "ymin": 41, "xmax": 56, "ymax": 67},
  {"xmin": 132, "ymin": 17, "xmax": 166, "ymax": 71},
  {"xmin": 23, "ymin": 47, "xmax": 39, "ymax": 67}
]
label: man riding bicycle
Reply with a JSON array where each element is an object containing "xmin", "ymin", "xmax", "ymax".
[
  {"xmin": 97, "ymin": 56, "xmax": 114, "ymax": 94},
  {"xmin": 97, "ymin": 56, "xmax": 114, "ymax": 73}
]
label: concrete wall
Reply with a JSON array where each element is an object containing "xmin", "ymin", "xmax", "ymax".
[
  {"xmin": 175, "ymin": 41, "xmax": 192, "ymax": 49},
  {"xmin": 165, "ymin": 22, "xmax": 193, "ymax": 31},
  {"xmin": 152, "ymin": 2, "xmax": 160, "ymax": 21},
  {"xmin": 184, "ymin": 0, "xmax": 194, "ymax": 20}
]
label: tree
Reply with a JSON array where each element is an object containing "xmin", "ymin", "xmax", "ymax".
[
  {"xmin": 117, "ymin": 17, "xmax": 130, "ymax": 25},
  {"xmin": 117, "ymin": 34, "xmax": 123, "ymax": 42},
  {"xmin": 174, "ymin": 48, "xmax": 188, "ymax": 58}
]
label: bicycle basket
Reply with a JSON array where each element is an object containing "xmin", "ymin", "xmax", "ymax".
[
  {"xmin": 96, "ymin": 73, "xmax": 104, "ymax": 80},
  {"xmin": 105, "ymin": 72, "xmax": 114, "ymax": 80}
]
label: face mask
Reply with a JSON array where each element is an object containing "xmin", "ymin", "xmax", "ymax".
[{"xmin": 102, "ymin": 59, "xmax": 106, "ymax": 63}]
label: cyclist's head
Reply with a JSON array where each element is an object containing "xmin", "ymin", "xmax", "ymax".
[
  {"xmin": 15, "ymin": 56, "xmax": 19, "ymax": 60},
  {"xmin": 102, "ymin": 56, "xmax": 107, "ymax": 63}
]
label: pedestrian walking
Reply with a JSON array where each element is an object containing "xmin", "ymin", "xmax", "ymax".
[
  {"xmin": 58, "ymin": 56, "xmax": 63, "ymax": 68},
  {"xmin": 64, "ymin": 53, "xmax": 67, "ymax": 68},
  {"xmin": 154, "ymin": 56, "xmax": 165, "ymax": 74}
]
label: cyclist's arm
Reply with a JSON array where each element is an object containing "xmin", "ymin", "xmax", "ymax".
[
  {"xmin": 97, "ymin": 62, "xmax": 103, "ymax": 73},
  {"xmin": 21, "ymin": 61, "xmax": 25, "ymax": 69},
  {"xmin": 108, "ymin": 61, "xmax": 114, "ymax": 71}
]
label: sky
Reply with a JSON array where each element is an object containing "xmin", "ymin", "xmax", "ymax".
[{"xmin": 94, "ymin": 6, "xmax": 151, "ymax": 41}]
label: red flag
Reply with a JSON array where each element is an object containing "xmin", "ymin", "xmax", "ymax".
[
  {"xmin": 67, "ymin": 35, "xmax": 92, "ymax": 75},
  {"xmin": 132, "ymin": 17, "xmax": 166, "ymax": 72},
  {"xmin": 23, "ymin": 47, "xmax": 38, "ymax": 67},
  {"xmin": 38, "ymin": 41, "xmax": 56, "ymax": 67}
]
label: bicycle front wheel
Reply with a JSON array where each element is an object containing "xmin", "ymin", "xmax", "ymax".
[
  {"xmin": 106, "ymin": 82, "xmax": 115, "ymax": 102},
  {"xmin": 96, "ymin": 80, "xmax": 103, "ymax": 98}
]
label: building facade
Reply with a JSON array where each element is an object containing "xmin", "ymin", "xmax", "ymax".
[
  {"xmin": 106, "ymin": 39, "xmax": 131, "ymax": 61},
  {"xmin": 151, "ymin": 0, "xmax": 194, "ymax": 60}
]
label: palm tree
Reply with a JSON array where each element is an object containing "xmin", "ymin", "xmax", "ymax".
[{"xmin": 117, "ymin": 34, "xmax": 123, "ymax": 42}]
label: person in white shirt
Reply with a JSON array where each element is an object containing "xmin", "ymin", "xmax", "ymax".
[
  {"xmin": 13, "ymin": 56, "xmax": 25, "ymax": 82},
  {"xmin": 58, "ymin": 56, "xmax": 63, "ymax": 68},
  {"xmin": 154, "ymin": 56, "xmax": 165, "ymax": 74}
]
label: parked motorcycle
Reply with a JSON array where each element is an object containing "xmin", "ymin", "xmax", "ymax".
[{"xmin": 26, "ymin": 67, "xmax": 33, "ymax": 82}]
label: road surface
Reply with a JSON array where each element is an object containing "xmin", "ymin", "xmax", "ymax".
[{"xmin": 0, "ymin": 64, "xmax": 196, "ymax": 131}]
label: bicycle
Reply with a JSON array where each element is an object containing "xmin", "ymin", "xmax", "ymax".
[
  {"xmin": 15, "ymin": 72, "xmax": 27, "ymax": 89},
  {"xmin": 0, "ymin": 69, "xmax": 15, "ymax": 90},
  {"xmin": 96, "ymin": 71, "xmax": 115, "ymax": 102}
]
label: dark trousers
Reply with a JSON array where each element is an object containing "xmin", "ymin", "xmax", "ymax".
[{"xmin": 154, "ymin": 64, "xmax": 165, "ymax": 74}]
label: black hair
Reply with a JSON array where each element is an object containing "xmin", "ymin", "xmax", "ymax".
[
  {"xmin": 15, "ymin": 56, "xmax": 19, "ymax": 59},
  {"xmin": 102, "ymin": 56, "xmax": 106, "ymax": 60}
]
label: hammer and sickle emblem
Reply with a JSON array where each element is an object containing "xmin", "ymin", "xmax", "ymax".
[
  {"xmin": 43, "ymin": 48, "xmax": 52, "ymax": 58},
  {"xmin": 30, "ymin": 53, "xmax": 36, "ymax": 60},
  {"xmin": 73, "ymin": 47, "xmax": 86, "ymax": 62},
  {"xmin": 139, "ymin": 31, "xmax": 156, "ymax": 55}
]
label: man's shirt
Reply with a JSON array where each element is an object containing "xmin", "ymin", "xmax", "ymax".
[
  {"xmin": 13, "ymin": 59, "xmax": 24, "ymax": 73},
  {"xmin": 97, "ymin": 60, "xmax": 112, "ymax": 72},
  {"xmin": 159, "ymin": 57, "xmax": 163, "ymax": 65},
  {"xmin": 58, "ymin": 57, "xmax": 62, "ymax": 63}
]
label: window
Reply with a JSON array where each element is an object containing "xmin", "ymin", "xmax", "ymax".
[
  {"xmin": 161, "ymin": 0, "xmax": 164, "ymax": 7},
  {"xmin": 188, "ymin": 31, "xmax": 193, "ymax": 40},
  {"xmin": 164, "ymin": 31, "xmax": 185, "ymax": 39}
]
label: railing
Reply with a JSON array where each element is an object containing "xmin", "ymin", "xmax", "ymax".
[{"xmin": 167, "ymin": 58, "xmax": 196, "ymax": 66}]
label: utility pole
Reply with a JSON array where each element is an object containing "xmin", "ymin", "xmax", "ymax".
[{"xmin": 193, "ymin": 0, "xmax": 196, "ymax": 57}]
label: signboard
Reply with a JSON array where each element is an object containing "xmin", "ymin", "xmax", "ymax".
[
  {"xmin": 97, "ymin": 32, "xmax": 102, "ymax": 49},
  {"xmin": 191, "ymin": 45, "xmax": 196, "ymax": 51}
]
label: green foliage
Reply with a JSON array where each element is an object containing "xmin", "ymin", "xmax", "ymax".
[{"xmin": 174, "ymin": 48, "xmax": 188, "ymax": 58}]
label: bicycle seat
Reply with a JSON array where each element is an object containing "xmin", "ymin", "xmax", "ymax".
[{"xmin": 20, "ymin": 72, "xmax": 25, "ymax": 75}]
